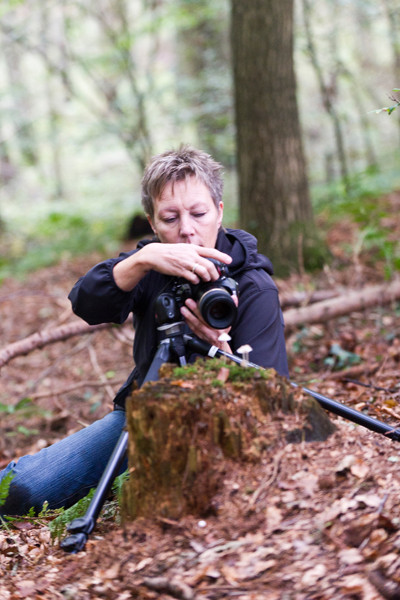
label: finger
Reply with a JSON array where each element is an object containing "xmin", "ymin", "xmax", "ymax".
[
  {"xmin": 181, "ymin": 301, "xmax": 231, "ymax": 346},
  {"xmin": 197, "ymin": 248, "xmax": 232, "ymax": 266},
  {"xmin": 189, "ymin": 261, "xmax": 214, "ymax": 282},
  {"xmin": 184, "ymin": 298, "xmax": 200, "ymax": 315}
]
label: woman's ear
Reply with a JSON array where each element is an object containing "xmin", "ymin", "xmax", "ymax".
[
  {"xmin": 217, "ymin": 201, "xmax": 224, "ymax": 229},
  {"xmin": 147, "ymin": 215, "xmax": 157, "ymax": 235}
]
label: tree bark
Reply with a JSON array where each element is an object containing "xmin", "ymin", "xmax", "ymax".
[{"xmin": 231, "ymin": 0, "xmax": 321, "ymax": 275}]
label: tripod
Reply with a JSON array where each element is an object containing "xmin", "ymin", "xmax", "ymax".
[
  {"xmin": 60, "ymin": 317, "xmax": 204, "ymax": 553},
  {"xmin": 60, "ymin": 321, "xmax": 400, "ymax": 553}
]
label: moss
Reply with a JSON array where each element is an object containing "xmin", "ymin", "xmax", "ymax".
[{"xmin": 172, "ymin": 358, "xmax": 270, "ymax": 383}]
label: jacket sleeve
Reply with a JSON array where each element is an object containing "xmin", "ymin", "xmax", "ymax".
[
  {"xmin": 231, "ymin": 274, "xmax": 289, "ymax": 377},
  {"xmin": 68, "ymin": 254, "xmax": 135, "ymax": 325}
]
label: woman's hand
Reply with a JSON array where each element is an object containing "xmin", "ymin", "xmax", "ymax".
[
  {"xmin": 180, "ymin": 295, "xmax": 239, "ymax": 353},
  {"xmin": 113, "ymin": 243, "xmax": 232, "ymax": 292}
]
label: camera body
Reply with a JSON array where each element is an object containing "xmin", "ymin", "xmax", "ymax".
[{"xmin": 155, "ymin": 259, "xmax": 238, "ymax": 329}]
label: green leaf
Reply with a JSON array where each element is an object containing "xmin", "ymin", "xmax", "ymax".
[
  {"xmin": 325, "ymin": 343, "xmax": 361, "ymax": 370},
  {"xmin": 16, "ymin": 425, "xmax": 39, "ymax": 436},
  {"xmin": 49, "ymin": 488, "xmax": 96, "ymax": 541},
  {"xmin": 0, "ymin": 471, "xmax": 15, "ymax": 507}
]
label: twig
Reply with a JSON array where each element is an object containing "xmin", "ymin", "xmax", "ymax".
[
  {"xmin": 88, "ymin": 343, "xmax": 115, "ymax": 402},
  {"xmin": 249, "ymin": 448, "xmax": 285, "ymax": 506},
  {"xmin": 379, "ymin": 406, "xmax": 400, "ymax": 421},
  {"xmin": 110, "ymin": 325, "xmax": 135, "ymax": 346},
  {"xmin": 342, "ymin": 378, "xmax": 397, "ymax": 393},
  {"xmin": 20, "ymin": 378, "xmax": 126, "ymax": 401},
  {"xmin": 142, "ymin": 576, "xmax": 196, "ymax": 600},
  {"xmin": 324, "ymin": 363, "xmax": 381, "ymax": 381}
]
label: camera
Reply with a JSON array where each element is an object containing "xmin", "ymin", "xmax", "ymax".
[{"xmin": 155, "ymin": 259, "xmax": 238, "ymax": 329}]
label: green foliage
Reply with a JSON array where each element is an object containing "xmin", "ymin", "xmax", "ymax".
[
  {"xmin": 0, "ymin": 469, "xmax": 129, "ymax": 539},
  {"xmin": 111, "ymin": 469, "xmax": 129, "ymax": 507},
  {"xmin": 49, "ymin": 488, "xmax": 96, "ymax": 542},
  {"xmin": 324, "ymin": 343, "xmax": 361, "ymax": 371},
  {"xmin": 0, "ymin": 210, "xmax": 124, "ymax": 282},
  {"xmin": 47, "ymin": 471, "xmax": 129, "ymax": 541},
  {"xmin": 0, "ymin": 397, "xmax": 34, "ymax": 415},
  {"xmin": 0, "ymin": 471, "xmax": 14, "ymax": 508},
  {"xmin": 312, "ymin": 164, "xmax": 400, "ymax": 278},
  {"xmin": 371, "ymin": 89, "xmax": 400, "ymax": 116},
  {"xmin": 0, "ymin": 397, "xmax": 52, "ymax": 424}
]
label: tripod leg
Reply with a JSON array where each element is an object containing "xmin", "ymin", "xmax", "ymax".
[
  {"xmin": 59, "ymin": 330, "xmax": 232, "ymax": 553},
  {"xmin": 60, "ymin": 430, "xmax": 128, "ymax": 553},
  {"xmin": 61, "ymin": 339, "xmax": 176, "ymax": 553},
  {"xmin": 142, "ymin": 340, "xmax": 173, "ymax": 385}
]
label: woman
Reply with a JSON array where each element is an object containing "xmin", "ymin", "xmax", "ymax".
[{"xmin": 0, "ymin": 146, "xmax": 288, "ymax": 516}]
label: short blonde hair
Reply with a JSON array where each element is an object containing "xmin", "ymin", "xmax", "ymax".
[{"xmin": 141, "ymin": 145, "xmax": 224, "ymax": 219}]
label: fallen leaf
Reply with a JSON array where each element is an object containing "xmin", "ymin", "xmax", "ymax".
[
  {"xmin": 301, "ymin": 563, "xmax": 327, "ymax": 585},
  {"xmin": 338, "ymin": 548, "xmax": 363, "ymax": 565},
  {"xmin": 350, "ymin": 459, "xmax": 369, "ymax": 478},
  {"xmin": 355, "ymin": 494, "xmax": 382, "ymax": 508}
]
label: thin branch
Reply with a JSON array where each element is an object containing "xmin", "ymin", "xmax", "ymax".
[
  {"xmin": 0, "ymin": 319, "xmax": 131, "ymax": 369},
  {"xmin": 24, "ymin": 378, "xmax": 126, "ymax": 401}
]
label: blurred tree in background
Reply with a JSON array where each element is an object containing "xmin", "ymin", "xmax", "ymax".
[{"xmin": 231, "ymin": 0, "xmax": 323, "ymax": 275}]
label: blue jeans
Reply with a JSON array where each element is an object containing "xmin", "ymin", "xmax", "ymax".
[{"xmin": 0, "ymin": 410, "xmax": 127, "ymax": 516}]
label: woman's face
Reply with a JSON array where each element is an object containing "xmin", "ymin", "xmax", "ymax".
[{"xmin": 148, "ymin": 176, "xmax": 223, "ymax": 248}]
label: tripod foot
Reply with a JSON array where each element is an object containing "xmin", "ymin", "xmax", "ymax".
[
  {"xmin": 60, "ymin": 532, "xmax": 88, "ymax": 553},
  {"xmin": 60, "ymin": 515, "xmax": 95, "ymax": 553}
]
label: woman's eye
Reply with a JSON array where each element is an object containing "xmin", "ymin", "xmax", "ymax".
[{"xmin": 193, "ymin": 212, "xmax": 206, "ymax": 218}]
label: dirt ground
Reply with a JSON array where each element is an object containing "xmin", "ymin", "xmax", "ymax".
[{"xmin": 1, "ymin": 194, "xmax": 400, "ymax": 599}]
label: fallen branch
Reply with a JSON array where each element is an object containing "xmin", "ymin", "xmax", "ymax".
[
  {"xmin": 280, "ymin": 288, "xmax": 339, "ymax": 308},
  {"xmin": 283, "ymin": 278, "xmax": 400, "ymax": 331},
  {"xmin": 0, "ymin": 320, "xmax": 117, "ymax": 368}
]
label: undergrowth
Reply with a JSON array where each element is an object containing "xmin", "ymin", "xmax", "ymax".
[
  {"xmin": 0, "ymin": 211, "xmax": 124, "ymax": 283},
  {"xmin": 0, "ymin": 470, "xmax": 130, "ymax": 542},
  {"xmin": 312, "ymin": 164, "xmax": 400, "ymax": 278}
]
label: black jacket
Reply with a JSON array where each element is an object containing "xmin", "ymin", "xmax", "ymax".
[{"xmin": 68, "ymin": 228, "xmax": 289, "ymax": 407}]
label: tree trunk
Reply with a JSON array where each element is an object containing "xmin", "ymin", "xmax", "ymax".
[
  {"xmin": 300, "ymin": 0, "xmax": 350, "ymax": 186},
  {"xmin": 231, "ymin": 0, "xmax": 321, "ymax": 276},
  {"xmin": 1, "ymin": 29, "xmax": 38, "ymax": 166},
  {"xmin": 175, "ymin": 0, "xmax": 233, "ymax": 166},
  {"xmin": 39, "ymin": 0, "xmax": 65, "ymax": 200}
]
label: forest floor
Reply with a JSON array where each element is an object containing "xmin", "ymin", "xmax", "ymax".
[{"xmin": 1, "ymin": 192, "xmax": 400, "ymax": 599}]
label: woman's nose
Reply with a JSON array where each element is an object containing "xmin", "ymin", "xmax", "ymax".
[{"xmin": 179, "ymin": 214, "xmax": 195, "ymax": 237}]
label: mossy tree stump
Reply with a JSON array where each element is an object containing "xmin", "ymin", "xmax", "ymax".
[{"xmin": 122, "ymin": 360, "xmax": 336, "ymax": 521}]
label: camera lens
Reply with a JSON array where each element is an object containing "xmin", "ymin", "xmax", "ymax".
[{"xmin": 197, "ymin": 289, "xmax": 237, "ymax": 329}]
